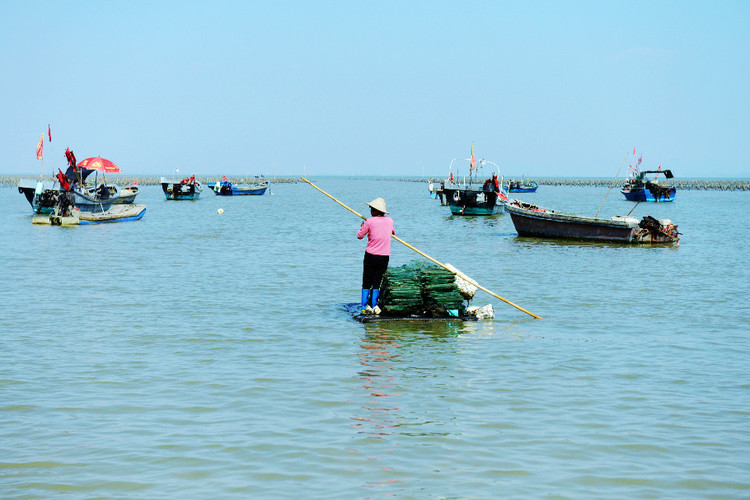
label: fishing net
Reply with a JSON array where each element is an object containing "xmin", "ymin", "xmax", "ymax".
[{"xmin": 379, "ymin": 261, "xmax": 467, "ymax": 317}]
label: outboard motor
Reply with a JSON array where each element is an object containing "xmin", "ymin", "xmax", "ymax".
[{"xmin": 56, "ymin": 191, "xmax": 76, "ymax": 217}]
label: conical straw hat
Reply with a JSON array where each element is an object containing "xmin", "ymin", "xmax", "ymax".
[{"xmin": 366, "ymin": 197, "xmax": 388, "ymax": 214}]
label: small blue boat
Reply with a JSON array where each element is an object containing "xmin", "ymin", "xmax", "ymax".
[
  {"xmin": 207, "ymin": 179, "xmax": 269, "ymax": 196},
  {"xmin": 32, "ymin": 204, "xmax": 147, "ymax": 226},
  {"xmin": 622, "ymin": 169, "xmax": 676, "ymax": 202},
  {"xmin": 507, "ymin": 179, "xmax": 538, "ymax": 193}
]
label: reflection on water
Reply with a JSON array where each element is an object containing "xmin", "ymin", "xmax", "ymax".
[
  {"xmin": 352, "ymin": 320, "xmax": 484, "ymax": 439},
  {"xmin": 354, "ymin": 327, "xmax": 402, "ymax": 439}
]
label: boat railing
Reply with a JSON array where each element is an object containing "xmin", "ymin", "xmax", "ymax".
[{"xmin": 446, "ymin": 158, "xmax": 501, "ymax": 188}]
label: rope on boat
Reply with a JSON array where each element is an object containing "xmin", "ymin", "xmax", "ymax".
[
  {"xmin": 595, "ymin": 150, "xmax": 630, "ymax": 218},
  {"xmin": 301, "ymin": 177, "xmax": 542, "ymax": 319}
]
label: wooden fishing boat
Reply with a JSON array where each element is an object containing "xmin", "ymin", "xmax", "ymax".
[
  {"xmin": 506, "ymin": 178, "xmax": 539, "ymax": 193},
  {"xmin": 441, "ymin": 148, "xmax": 509, "ymax": 215},
  {"xmin": 161, "ymin": 175, "xmax": 202, "ymax": 200},
  {"xmin": 32, "ymin": 204, "xmax": 147, "ymax": 225},
  {"xmin": 207, "ymin": 179, "xmax": 269, "ymax": 196},
  {"xmin": 506, "ymin": 200, "xmax": 679, "ymax": 244},
  {"xmin": 622, "ymin": 169, "xmax": 676, "ymax": 202},
  {"xmin": 19, "ymin": 178, "xmax": 138, "ymax": 214}
]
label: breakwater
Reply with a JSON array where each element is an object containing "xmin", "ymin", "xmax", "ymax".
[
  {"xmin": 534, "ymin": 178, "xmax": 750, "ymax": 191},
  {"xmin": 0, "ymin": 175, "xmax": 302, "ymax": 187},
  {"xmin": 421, "ymin": 177, "xmax": 749, "ymax": 191},
  {"xmin": 2, "ymin": 175, "xmax": 748, "ymax": 190}
]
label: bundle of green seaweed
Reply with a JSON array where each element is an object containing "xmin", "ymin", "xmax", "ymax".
[{"xmin": 378, "ymin": 261, "xmax": 466, "ymax": 317}]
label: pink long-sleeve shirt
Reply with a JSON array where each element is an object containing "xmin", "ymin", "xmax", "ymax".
[{"xmin": 357, "ymin": 216, "xmax": 395, "ymax": 256}]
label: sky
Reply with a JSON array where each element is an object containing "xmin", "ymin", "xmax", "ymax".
[{"xmin": 2, "ymin": 0, "xmax": 748, "ymax": 178}]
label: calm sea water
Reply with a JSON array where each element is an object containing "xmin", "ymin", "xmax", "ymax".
[{"xmin": 1, "ymin": 178, "xmax": 749, "ymax": 499}]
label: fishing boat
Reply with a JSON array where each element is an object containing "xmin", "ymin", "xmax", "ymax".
[
  {"xmin": 506, "ymin": 178, "xmax": 539, "ymax": 193},
  {"xmin": 506, "ymin": 199, "xmax": 679, "ymax": 244},
  {"xmin": 18, "ymin": 177, "xmax": 138, "ymax": 214},
  {"xmin": 161, "ymin": 175, "xmax": 203, "ymax": 200},
  {"xmin": 621, "ymin": 168, "xmax": 676, "ymax": 202},
  {"xmin": 206, "ymin": 178, "xmax": 269, "ymax": 196},
  {"xmin": 428, "ymin": 178, "xmax": 444, "ymax": 200},
  {"xmin": 32, "ymin": 204, "xmax": 147, "ymax": 225},
  {"xmin": 441, "ymin": 147, "xmax": 509, "ymax": 215}
]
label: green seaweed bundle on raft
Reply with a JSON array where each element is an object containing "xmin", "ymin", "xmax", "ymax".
[{"xmin": 378, "ymin": 261, "xmax": 467, "ymax": 317}]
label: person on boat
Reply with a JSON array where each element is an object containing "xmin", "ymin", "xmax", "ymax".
[
  {"xmin": 357, "ymin": 197, "xmax": 395, "ymax": 315},
  {"xmin": 96, "ymin": 183, "xmax": 110, "ymax": 200},
  {"xmin": 483, "ymin": 173, "xmax": 500, "ymax": 193}
]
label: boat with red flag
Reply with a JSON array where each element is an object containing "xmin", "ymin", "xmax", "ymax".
[
  {"xmin": 206, "ymin": 176, "xmax": 269, "ymax": 196},
  {"xmin": 19, "ymin": 150, "xmax": 139, "ymax": 213},
  {"xmin": 622, "ymin": 167, "xmax": 676, "ymax": 202},
  {"xmin": 161, "ymin": 174, "xmax": 203, "ymax": 200},
  {"xmin": 440, "ymin": 146, "xmax": 509, "ymax": 215}
]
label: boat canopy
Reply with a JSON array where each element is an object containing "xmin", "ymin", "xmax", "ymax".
[
  {"xmin": 638, "ymin": 169, "xmax": 673, "ymax": 179},
  {"xmin": 64, "ymin": 165, "xmax": 95, "ymax": 182}
]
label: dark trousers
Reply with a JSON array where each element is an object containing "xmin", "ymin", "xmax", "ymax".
[{"xmin": 362, "ymin": 252, "xmax": 389, "ymax": 289}]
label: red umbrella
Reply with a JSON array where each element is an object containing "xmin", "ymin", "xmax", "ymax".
[{"xmin": 77, "ymin": 156, "xmax": 121, "ymax": 173}]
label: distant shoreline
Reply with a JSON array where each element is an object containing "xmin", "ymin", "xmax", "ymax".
[{"xmin": 1, "ymin": 175, "xmax": 748, "ymax": 191}]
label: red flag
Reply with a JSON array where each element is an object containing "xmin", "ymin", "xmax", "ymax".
[
  {"xmin": 56, "ymin": 169, "xmax": 70, "ymax": 190},
  {"xmin": 470, "ymin": 144, "xmax": 476, "ymax": 172},
  {"xmin": 654, "ymin": 165, "xmax": 661, "ymax": 180},
  {"xmin": 132, "ymin": 179, "xmax": 140, "ymax": 185},
  {"xmin": 48, "ymin": 125, "xmax": 52, "ymax": 142},
  {"xmin": 36, "ymin": 134, "xmax": 43, "ymax": 159},
  {"xmin": 637, "ymin": 153, "xmax": 642, "ymax": 165},
  {"xmin": 633, "ymin": 146, "xmax": 636, "ymax": 155},
  {"xmin": 222, "ymin": 175, "xmax": 228, "ymax": 182}
]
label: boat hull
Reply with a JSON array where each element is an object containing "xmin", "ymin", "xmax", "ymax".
[
  {"xmin": 207, "ymin": 182, "xmax": 268, "ymax": 196},
  {"xmin": 506, "ymin": 203, "xmax": 678, "ymax": 244},
  {"xmin": 507, "ymin": 205, "xmax": 634, "ymax": 241},
  {"xmin": 79, "ymin": 205, "xmax": 146, "ymax": 224},
  {"xmin": 32, "ymin": 204, "xmax": 146, "ymax": 225},
  {"xmin": 19, "ymin": 179, "xmax": 137, "ymax": 213},
  {"xmin": 161, "ymin": 178, "xmax": 202, "ymax": 200},
  {"xmin": 507, "ymin": 180, "xmax": 539, "ymax": 193},
  {"xmin": 621, "ymin": 185, "xmax": 676, "ymax": 202},
  {"xmin": 442, "ymin": 187, "xmax": 505, "ymax": 215}
]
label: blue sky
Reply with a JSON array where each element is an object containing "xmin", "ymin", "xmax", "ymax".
[{"xmin": 2, "ymin": 0, "xmax": 748, "ymax": 178}]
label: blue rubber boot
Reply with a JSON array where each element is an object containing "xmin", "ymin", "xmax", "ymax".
[
  {"xmin": 371, "ymin": 289, "xmax": 381, "ymax": 315},
  {"xmin": 361, "ymin": 289, "xmax": 371, "ymax": 312}
]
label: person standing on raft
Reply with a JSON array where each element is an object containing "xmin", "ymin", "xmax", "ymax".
[{"xmin": 357, "ymin": 197, "xmax": 395, "ymax": 315}]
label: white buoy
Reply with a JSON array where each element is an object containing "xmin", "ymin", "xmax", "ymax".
[{"xmin": 217, "ymin": 208, "xmax": 224, "ymax": 214}]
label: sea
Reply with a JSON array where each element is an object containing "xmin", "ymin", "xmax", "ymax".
[{"xmin": 1, "ymin": 177, "xmax": 749, "ymax": 499}]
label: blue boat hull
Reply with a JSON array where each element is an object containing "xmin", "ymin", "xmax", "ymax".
[
  {"xmin": 621, "ymin": 186, "xmax": 676, "ymax": 202},
  {"xmin": 208, "ymin": 182, "xmax": 268, "ymax": 196},
  {"xmin": 79, "ymin": 206, "xmax": 146, "ymax": 224},
  {"xmin": 508, "ymin": 187, "xmax": 538, "ymax": 193}
]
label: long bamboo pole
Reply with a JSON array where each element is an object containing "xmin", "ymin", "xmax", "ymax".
[
  {"xmin": 301, "ymin": 177, "xmax": 541, "ymax": 319},
  {"xmin": 595, "ymin": 151, "xmax": 630, "ymax": 218}
]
